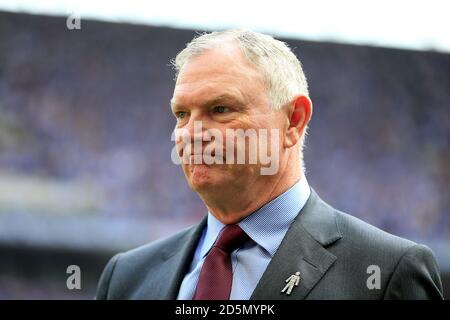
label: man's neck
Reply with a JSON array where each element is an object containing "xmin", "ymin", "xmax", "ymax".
[{"xmin": 203, "ymin": 171, "xmax": 303, "ymax": 224}]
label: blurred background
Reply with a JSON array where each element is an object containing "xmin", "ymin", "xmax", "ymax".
[{"xmin": 0, "ymin": 0, "xmax": 449, "ymax": 299}]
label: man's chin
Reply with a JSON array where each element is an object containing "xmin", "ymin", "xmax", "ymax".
[{"xmin": 187, "ymin": 164, "xmax": 222, "ymax": 191}]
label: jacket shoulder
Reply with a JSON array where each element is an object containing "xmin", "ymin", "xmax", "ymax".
[
  {"xmin": 334, "ymin": 209, "xmax": 417, "ymax": 254},
  {"xmin": 96, "ymin": 222, "xmax": 201, "ymax": 299},
  {"xmin": 330, "ymin": 210, "xmax": 442, "ymax": 298}
]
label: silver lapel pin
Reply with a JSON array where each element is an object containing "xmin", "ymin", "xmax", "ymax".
[{"xmin": 281, "ymin": 271, "xmax": 301, "ymax": 295}]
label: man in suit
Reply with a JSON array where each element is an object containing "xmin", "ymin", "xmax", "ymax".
[{"xmin": 96, "ymin": 29, "xmax": 444, "ymax": 300}]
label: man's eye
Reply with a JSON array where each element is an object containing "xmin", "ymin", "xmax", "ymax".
[
  {"xmin": 175, "ymin": 111, "xmax": 188, "ymax": 119},
  {"xmin": 213, "ymin": 106, "xmax": 231, "ymax": 114}
]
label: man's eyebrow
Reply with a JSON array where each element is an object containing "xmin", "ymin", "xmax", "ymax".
[
  {"xmin": 207, "ymin": 94, "xmax": 243, "ymax": 106},
  {"xmin": 170, "ymin": 94, "xmax": 244, "ymax": 110}
]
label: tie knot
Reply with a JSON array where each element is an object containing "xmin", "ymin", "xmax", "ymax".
[{"xmin": 214, "ymin": 224, "xmax": 249, "ymax": 253}]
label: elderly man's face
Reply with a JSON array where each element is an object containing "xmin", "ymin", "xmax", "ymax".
[{"xmin": 171, "ymin": 42, "xmax": 286, "ymax": 195}]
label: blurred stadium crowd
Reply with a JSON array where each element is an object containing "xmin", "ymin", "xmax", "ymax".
[{"xmin": 0, "ymin": 11, "xmax": 449, "ymax": 298}]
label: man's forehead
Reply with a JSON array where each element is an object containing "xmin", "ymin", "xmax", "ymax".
[{"xmin": 171, "ymin": 43, "xmax": 266, "ymax": 108}]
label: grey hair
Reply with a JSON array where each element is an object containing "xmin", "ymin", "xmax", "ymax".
[{"xmin": 171, "ymin": 28, "xmax": 309, "ymax": 110}]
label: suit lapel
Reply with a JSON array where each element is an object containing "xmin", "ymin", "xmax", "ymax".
[
  {"xmin": 250, "ymin": 188, "xmax": 342, "ymax": 300},
  {"xmin": 154, "ymin": 216, "xmax": 207, "ymax": 299}
]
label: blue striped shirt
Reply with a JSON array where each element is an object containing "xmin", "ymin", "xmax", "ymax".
[{"xmin": 177, "ymin": 178, "xmax": 311, "ymax": 300}]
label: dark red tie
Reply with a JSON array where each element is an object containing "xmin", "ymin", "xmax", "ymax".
[{"xmin": 192, "ymin": 224, "xmax": 249, "ymax": 300}]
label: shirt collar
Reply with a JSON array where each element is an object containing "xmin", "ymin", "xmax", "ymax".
[{"xmin": 200, "ymin": 177, "xmax": 311, "ymax": 258}]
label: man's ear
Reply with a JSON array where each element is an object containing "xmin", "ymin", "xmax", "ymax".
[{"xmin": 285, "ymin": 95, "xmax": 313, "ymax": 148}]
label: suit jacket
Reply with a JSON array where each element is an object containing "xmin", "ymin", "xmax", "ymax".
[{"xmin": 96, "ymin": 189, "xmax": 444, "ymax": 299}]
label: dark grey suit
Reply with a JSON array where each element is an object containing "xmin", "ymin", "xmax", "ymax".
[{"xmin": 96, "ymin": 189, "xmax": 444, "ymax": 299}]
